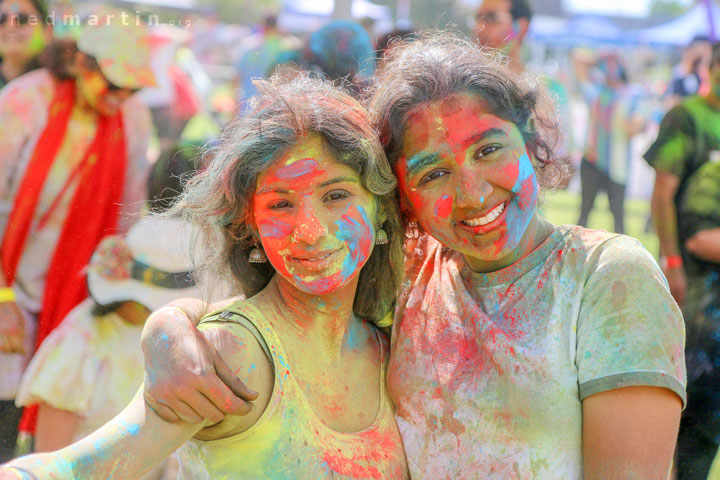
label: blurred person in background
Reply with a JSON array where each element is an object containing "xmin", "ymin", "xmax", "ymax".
[
  {"xmin": 578, "ymin": 53, "xmax": 645, "ymax": 234},
  {"xmin": 645, "ymin": 41, "xmax": 720, "ymax": 479},
  {"xmin": 669, "ymin": 35, "xmax": 711, "ymax": 103},
  {"xmin": 474, "ymin": 0, "xmax": 531, "ymax": 73},
  {"xmin": 0, "ymin": 9, "xmax": 153, "ymax": 459},
  {"xmin": 15, "ymin": 217, "xmax": 201, "ymax": 480},
  {"xmin": 304, "ymin": 20, "xmax": 375, "ymax": 96},
  {"xmin": 234, "ymin": 14, "xmax": 300, "ymax": 111},
  {"xmin": 0, "ymin": 0, "xmax": 51, "ymax": 88}
]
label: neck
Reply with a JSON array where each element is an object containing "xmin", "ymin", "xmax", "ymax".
[
  {"xmin": 464, "ymin": 212, "xmax": 554, "ymax": 273},
  {"xmin": 264, "ymin": 275, "xmax": 361, "ymax": 357}
]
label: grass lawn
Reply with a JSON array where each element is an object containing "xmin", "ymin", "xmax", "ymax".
[{"xmin": 539, "ymin": 189, "xmax": 659, "ymax": 259}]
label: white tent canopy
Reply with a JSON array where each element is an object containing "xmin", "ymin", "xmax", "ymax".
[{"xmin": 638, "ymin": 3, "xmax": 720, "ymax": 46}]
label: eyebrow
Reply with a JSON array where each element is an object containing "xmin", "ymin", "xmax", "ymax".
[
  {"xmin": 255, "ymin": 176, "xmax": 358, "ymax": 195},
  {"xmin": 461, "ymin": 128, "xmax": 507, "ymax": 149},
  {"xmin": 405, "ymin": 152, "xmax": 442, "ymax": 178},
  {"xmin": 255, "ymin": 187, "xmax": 290, "ymax": 195},
  {"xmin": 318, "ymin": 176, "xmax": 359, "ymax": 188},
  {"xmin": 405, "ymin": 127, "xmax": 507, "ymax": 178}
]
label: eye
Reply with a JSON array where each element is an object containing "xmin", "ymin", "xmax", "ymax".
[
  {"xmin": 474, "ymin": 144, "xmax": 502, "ymax": 159},
  {"xmin": 419, "ymin": 169, "xmax": 448, "ymax": 185},
  {"xmin": 268, "ymin": 199, "xmax": 293, "ymax": 210},
  {"xmin": 323, "ymin": 190, "xmax": 350, "ymax": 202}
]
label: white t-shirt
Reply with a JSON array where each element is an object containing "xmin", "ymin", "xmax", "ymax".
[{"xmin": 388, "ymin": 224, "xmax": 686, "ymax": 479}]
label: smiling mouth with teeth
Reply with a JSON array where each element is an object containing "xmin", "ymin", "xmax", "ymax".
[{"xmin": 461, "ymin": 202, "xmax": 506, "ymax": 227}]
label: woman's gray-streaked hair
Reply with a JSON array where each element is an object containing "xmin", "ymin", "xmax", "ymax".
[
  {"xmin": 368, "ymin": 30, "xmax": 569, "ymax": 190},
  {"xmin": 172, "ymin": 74, "xmax": 403, "ymax": 326}
]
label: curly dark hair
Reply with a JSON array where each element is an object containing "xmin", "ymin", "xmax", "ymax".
[
  {"xmin": 171, "ymin": 74, "xmax": 403, "ymax": 327},
  {"xmin": 368, "ymin": 31, "xmax": 569, "ymax": 191}
]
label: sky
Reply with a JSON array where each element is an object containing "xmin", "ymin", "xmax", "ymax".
[{"xmin": 563, "ymin": 0, "xmax": 694, "ymax": 17}]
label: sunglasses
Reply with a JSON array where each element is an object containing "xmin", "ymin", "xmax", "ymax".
[
  {"xmin": 0, "ymin": 13, "xmax": 38, "ymax": 26},
  {"xmin": 475, "ymin": 11, "xmax": 512, "ymax": 24}
]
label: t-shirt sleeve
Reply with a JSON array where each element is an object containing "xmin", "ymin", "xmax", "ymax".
[
  {"xmin": 576, "ymin": 235, "xmax": 687, "ymax": 407},
  {"xmin": 643, "ymin": 105, "xmax": 695, "ymax": 178}
]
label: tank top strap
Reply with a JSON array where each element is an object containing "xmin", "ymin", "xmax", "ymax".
[{"xmin": 198, "ymin": 300, "xmax": 285, "ymax": 373}]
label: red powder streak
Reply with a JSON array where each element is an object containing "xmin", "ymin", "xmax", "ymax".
[
  {"xmin": 500, "ymin": 160, "xmax": 520, "ymax": 186},
  {"xmin": 517, "ymin": 176, "xmax": 535, "ymax": 211},
  {"xmin": 434, "ymin": 195, "xmax": 453, "ymax": 219},
  {"xmin": 321, "ymin": 428, "xmax": 398, "ymax": 479}
]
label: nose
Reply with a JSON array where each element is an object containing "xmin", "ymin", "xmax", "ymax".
[
  {"xmin": 455, "ymin": 169, "xmax": 493, "ymax": 209},
  {"xmin": 292, "ymin": 202, "xmax": 327, "ymax": 245}
]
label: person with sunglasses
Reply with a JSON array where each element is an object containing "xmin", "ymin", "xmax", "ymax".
[
  {"xmin": 0, "ymin": 0, "xmax": 51, "ymax": 88},
  {"xmin": 0, "ymin": 8, "xmax": 154, "ymax": 460}
]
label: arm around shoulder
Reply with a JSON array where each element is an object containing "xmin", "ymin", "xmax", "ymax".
[
  {"xmin": 192, "ymin": 318, "xmax": 274, "ymax": 440},
  {"xmin": 141, "ymin": 298, "xmax": 258, "ymax": 424}
]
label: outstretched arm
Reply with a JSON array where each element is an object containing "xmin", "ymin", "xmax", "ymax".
[
  {"xmin": 141, "ymin": 300, "xmax": 258, "ymax": 424},
  {"xmin": 4, "ymin": 389, "xmax": 204, "ymax": 479}
]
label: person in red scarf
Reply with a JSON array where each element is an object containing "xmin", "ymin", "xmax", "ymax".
[{"xmin": 0, "ymin": 9, "xmax": 154, "ymax": 460}]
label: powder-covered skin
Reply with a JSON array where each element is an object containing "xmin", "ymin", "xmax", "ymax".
[
  {"xmin": 178, "ymin": 301, "xmax": 408, "ymax": 479},
  {"xmin": 254, "ymin": 135, "xmax": 375, "ymax": 296},
  {"xmin": 395, "ymin": 92, "xmax": 540, "ymax": 272},
  {"xmin": 388, "ymin": 227, "xmax": 686, "ymax": 478}
]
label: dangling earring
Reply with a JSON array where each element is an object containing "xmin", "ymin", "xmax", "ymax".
[
  {"xmin": 375, "ymin": 228, "xmax": 388, "ymax": 245},
  {"xmin": 248, "ymin": 245, "xmax": 268, "ymax": 263}
]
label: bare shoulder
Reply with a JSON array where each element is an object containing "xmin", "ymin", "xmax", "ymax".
[{"xmin": 194, "ymin": 311, "xmax": 275, "ymax": 440}]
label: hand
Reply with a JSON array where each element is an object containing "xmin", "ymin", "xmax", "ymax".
[
  {"xmin": 664, "ymin": 267, "xmax": 687, "ymax": 307},
  {"xmin": 141, "ymin": 307, "xmax": 258, "ymax": 425},
  {"xmin": 0, "ymin": 301, "xmax": 25, "ymax": 354}
]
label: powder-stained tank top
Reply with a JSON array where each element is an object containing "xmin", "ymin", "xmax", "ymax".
[{"xmin": 176, "ymin": 300, "xmax": 409, "ymax": 479}]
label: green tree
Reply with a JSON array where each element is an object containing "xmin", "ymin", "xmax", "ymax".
[
  {"xmin": 649, "ymin": 0, "xmax": 694, "ymax": 18},
  {"xmin": 195, "ymin": 0, "xmax": 281, "ymax": 25}
]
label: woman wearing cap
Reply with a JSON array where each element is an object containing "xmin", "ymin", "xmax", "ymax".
[
  {"xmin": 0, "ymin": 9, "xmax": 153, "ymax": 457},
  {"xmin": 0, "ymin": 74, "xmax": 409, "ymax": 479},
  {"xmin": 0, "ymin": 0, "xmax": 52, "ymax": 88},
  {"xmin": 137, "ymin": 32, "xmax": 685, "ymax": 478}
]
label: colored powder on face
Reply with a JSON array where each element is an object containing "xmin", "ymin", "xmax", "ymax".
[
  {"xmin": 334, "ymin": 205, "xmax": 372, "ymax": 281},
  {"xmin": 259, "ymin": 218, "xmax": 293, "ymax": 239},
  {"xmin": 511, "ymin": 152, "xmax": 536, "ymax": 199},
  {"xmin": 290, "ymin": 205, "xmax": 373, "ymax": 295},
  {"xmin": 495, "ymin": 151, "xmax": 539, "ymax": 252},
  {"xmin": 434, "ymin": 194, "xmax": 453, "ymax": 218},
  {"xmin": 276, "ymin": 158, "xmax": 323, "ymax": 181}
]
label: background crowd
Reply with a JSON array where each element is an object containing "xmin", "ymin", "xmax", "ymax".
[{"xmin": 0, "ymin": 0, "xmax": 718, "ymax": 478}]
